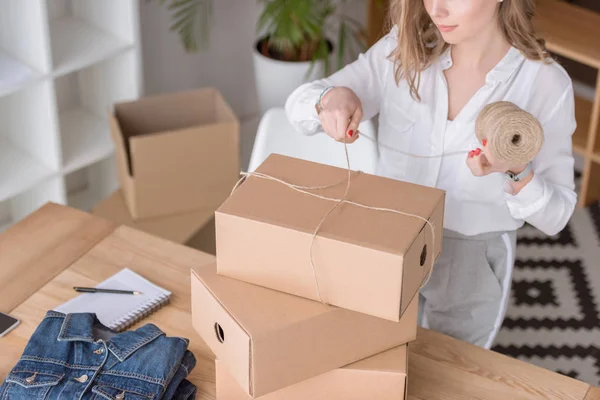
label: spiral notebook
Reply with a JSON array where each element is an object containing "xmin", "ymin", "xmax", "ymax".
[{"xmin": 54, "ymin": 268, "xmax": 171, "ymax": 332}]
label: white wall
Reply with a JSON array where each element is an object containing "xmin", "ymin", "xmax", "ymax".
[
  {"xmin": 140, "ymin": 0, "xmax": 263, "ymax": 119},
  {"xmin": 139, "ymin": 0, "xmax": 367, "ymax": 167}
]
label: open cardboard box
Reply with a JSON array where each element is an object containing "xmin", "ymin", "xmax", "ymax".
[
  {"xmin": 92, "ymin": 189, "xmax": 216, "ymax": 254},
  {"xmin": 216, "ymin": 154, "xmax": 445, "ymax": 321},
  {"xmin": 109, "ymin": 88, "xmax": 239, "ymax": 220},
  {"xmin": 216, "ymin": 344, "xmax": 408, "ymax": 400},
  {"xmin": 191, "ymin": 263, "xmax": 418, "ymax": 398}
]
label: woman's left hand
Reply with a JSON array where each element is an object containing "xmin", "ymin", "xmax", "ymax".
[{"xmin": 466, "ymin": 140, "xmax": 527, "ymax": 177}]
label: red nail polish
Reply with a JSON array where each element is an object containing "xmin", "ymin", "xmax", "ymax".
[
  {"xmin": 475, "ymin": 148, "xmax": 481, "ymax": 155},
  {"xmin": 482, "ymin": 139, "xmax": 487, "ymax": 146},
  {"xmin": 469, "ymin": 151, "xmax": 474, "ymax": 158},
  {"xmin": 348, "ymin": 130, "xmax": 354, "ymax": 137}
]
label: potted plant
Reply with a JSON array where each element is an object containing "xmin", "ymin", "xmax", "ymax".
[
  {"xmin": 151, "ymin": 0, "xmax": 368, "ymax": 114},
  {"xmin": 254, "ymin": 0, "xmax": 367, "ymax": 114}
]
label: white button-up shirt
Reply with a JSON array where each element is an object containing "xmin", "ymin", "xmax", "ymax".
[{"xmin": 285, "ymin": 27, "xmax": 577, "ymax": 237}]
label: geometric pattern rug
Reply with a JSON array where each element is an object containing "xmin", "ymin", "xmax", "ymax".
[{"xmin": 492, "ymin": 186, "xmax": 600, "ymax": 386}]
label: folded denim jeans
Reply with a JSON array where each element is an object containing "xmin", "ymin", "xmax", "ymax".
[{"xmin": 0, "ymin": 311, "xmax": 197, "ymax": 399}]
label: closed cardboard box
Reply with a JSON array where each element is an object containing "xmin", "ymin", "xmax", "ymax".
[
  {"xmin": 216, "ymin": 154, "xmax": 444, "ymax": 322},
  {"xmin": 216, "ymin": 344, "xmax": 408, "ymax": 400},
  {"xmin": 191, "ymin": 263, "xmax": 418, "ymax": 398},
  {"xmin": 91, "ymin": 189, "xmax": 216, "ymax": 254},
  {"xmin": 109, "ymin": 88, "xmax": 239, "ymax": 220}
]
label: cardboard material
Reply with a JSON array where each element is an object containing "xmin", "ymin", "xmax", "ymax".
[
  {"xmin": 216, "ymin": 345, "xmax": 408, "ymax": 400},
  {"xmin": 216, "ymin": 154, "xmax": 445, "ymax": 321},
  {"xmin": 92, "ymin": 190, "xmax": 216, "ymax": 254},
  {"xmin": 191, "ymin": 263, "xmax": 418, "ymax": 398},
  {"xmin": 109, "ymin": 87, "xmax": 240, "ymax": 220}
]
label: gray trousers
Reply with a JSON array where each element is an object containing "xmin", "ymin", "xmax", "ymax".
[{"xmin": 418, "ymin": 229, "xmax": 517, "ymax": 349}]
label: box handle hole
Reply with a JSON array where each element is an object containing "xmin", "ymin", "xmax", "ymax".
[
  {"xmin": 215, "ymin": 323, "xmax": 225, "ymax": 343},
  {"xmin": 420, "ymin": 245, "xmax": 427, "ymax": 267}
]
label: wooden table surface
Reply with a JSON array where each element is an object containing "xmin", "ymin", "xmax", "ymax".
[{"xmin": 0, "ymin": 203, "xmax": 597, "ymax": 400}]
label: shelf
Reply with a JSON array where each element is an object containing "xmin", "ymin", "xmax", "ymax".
[
  {"xmin": 60, "ymin": 108, "xmax": 113, "ymax": 174},
  {"xmin": 0, "ymin": 139, "xmax": 55, "ymax": 202},
  {"xmin": 0, "ymin": 176, "xmax": 65, "ymax": 232},
  {"xmin": 54, "ymin": 52, "xmax": 138, "ymax": 172},
  {"xmin": 66, "ymin": 156, "xmax": 119, "ymax": 212},
  {"xmin": 50, "ymin": 16, "xmax": 132, "ymax": 77},
  {"xmin": 67, "ymin": 186, "xmax": 98, "ymax": 212},
  {"xmin": 573, "ymin": 95, "xmax": 592, "ymax": 155},
  {"xmin": 534, "ymin": 0, "xmax": 600, "ymax": 69},
  {"xmin": 0, "ymin": 51, "xmax": 42, "ymax": 98}
]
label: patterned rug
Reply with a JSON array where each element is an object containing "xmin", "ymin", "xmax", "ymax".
[{"xmin": 492, "ymin": 176, "xmax": 600, "ymax": 386}]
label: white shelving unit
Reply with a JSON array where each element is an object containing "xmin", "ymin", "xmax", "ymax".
[{"xmin": 0, "ymin": 0, "xmax": 141, "ymax": 233}]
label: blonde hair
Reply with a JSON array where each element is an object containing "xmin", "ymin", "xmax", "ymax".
[{"xmin": 385, "ymin": 0, "xmax": 550, "ymax": 101}]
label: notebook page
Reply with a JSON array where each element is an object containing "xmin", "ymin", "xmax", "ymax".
[{"xmin": 54, "ymin": 268, "xmax": 171, "ymax": 330}]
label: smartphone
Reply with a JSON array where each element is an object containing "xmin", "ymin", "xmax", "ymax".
[{"xmin": 0, "ymin": 312, "xmax": 20, "ymax": 338}]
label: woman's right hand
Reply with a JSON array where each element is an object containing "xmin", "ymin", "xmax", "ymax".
[{"xmin": 318, "ymin": 87, "xmax": 363, "ymax": 143}]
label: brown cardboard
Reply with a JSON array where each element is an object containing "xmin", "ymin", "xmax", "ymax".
[
  {"xmin": 216, "ymin": 344, "xmax": 408, "ymax": 400},
  {"xmin": 109, "ymin": 87, "xmax": 240, "ymax": 220},
  {"xmin": 216, "ymin": 154, "xmax": 445, "ymax": 322},
  {"xmin": 191, "ymin": 263, "xmax": 418, "ymax": 398},
  {"xmin": 92, "ymin": 189, "xmax": 216, "ymax": 254}
]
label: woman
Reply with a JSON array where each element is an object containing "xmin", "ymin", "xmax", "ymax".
[{"xmin": 285, "ymin": 0, "xmax": 577, "ymax": 348}]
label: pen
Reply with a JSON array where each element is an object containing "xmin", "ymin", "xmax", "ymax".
[{"xmin": 73, "ymin": 287, "xmax": 142, "ymax": 295}]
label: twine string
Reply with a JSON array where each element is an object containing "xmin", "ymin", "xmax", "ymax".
[{"xmin": 231, "ymin": 101, "xmax": 542, "ymax": 306}]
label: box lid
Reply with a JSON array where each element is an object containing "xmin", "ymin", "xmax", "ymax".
[
  {"xmin": 191, "ymin": 263, "xmax": 418, "ymax": 398},
  {"xmin": 218, "ymin": 154, "xmax": 444, "ymax": 256}
]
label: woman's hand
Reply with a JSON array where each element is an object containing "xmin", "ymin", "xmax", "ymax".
[
  {"xmin": 466, "ymin": 140, "xmax": 528, "ymax": 176},
  {"xmin": 466, "ymin": 140, "xmax": 534, "ymax": 194},
  {"xmin": 318, "ymin": 87, "xmax": 363, "ymax": 143}
]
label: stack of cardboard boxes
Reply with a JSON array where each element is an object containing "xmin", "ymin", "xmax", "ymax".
[
  {"xmin": 191, "ymin": 154, "xmax": 446, "ymax": 399},
  {"xmin": 93, "ymin": 88, "xmax": 240, "ymax": 255}
]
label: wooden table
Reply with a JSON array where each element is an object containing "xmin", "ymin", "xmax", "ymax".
[{"xmin": 0, "ymin": 203, "xmax": 598, "ymax": 400}]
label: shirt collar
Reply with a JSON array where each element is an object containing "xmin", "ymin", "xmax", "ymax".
[
  {"xmin": 56, "ymin": 313, "xmax": 165, "ymax": 362},
  {"xmin": 440, "ymin": 45, "xmax": 525, "ymax": 84}
]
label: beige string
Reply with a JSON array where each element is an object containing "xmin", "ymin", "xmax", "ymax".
[
  {"xmin": 231, "ymin": 100, "xmax": 542, "ymax": 306},
  {"xmin": 232, "ymin": 136, "xmax": 437, "ymax": 305},
  {"xmin": 475, "ymin": 101, "xmax": 544, "ymax": 165}
]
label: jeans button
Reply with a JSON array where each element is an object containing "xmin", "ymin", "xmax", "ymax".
[
  {"xmin": 116, "ymin": 391, "xmax": 125, "ymax": 399},
  {"xmin": 93, "ymin": 348, "xmax": 104, "ymax": 355},
  {"xmin": 74, "ymin": 374, "xmax": 88, "ymax": 383}
]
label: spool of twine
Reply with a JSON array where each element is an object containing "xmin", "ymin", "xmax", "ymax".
[{"xmin": 475, "ymin": 101, "xmax": 544, "ymax": 165}]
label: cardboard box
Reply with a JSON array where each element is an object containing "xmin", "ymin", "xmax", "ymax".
[
  {"xmin": 109, "ymin": 88, "xmax": 240, "ymax": 220},
  {"xmin": 216, "ymin": 154, "xmax": 444, "ymax": 322},
  {"xmin": 216, "ymin": 344, "xmax": 408, "ymax": 400},
  {"xmin": 92, "ymin": 189, "xmax": 216, "ymax": 254},
  {"xmin": 191, "ymin": 263, "xmax": 418, "ymax": 398}
]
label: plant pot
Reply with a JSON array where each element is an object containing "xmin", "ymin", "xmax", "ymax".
[{"xmin": 253, "ymin": 37, "xmax": 332, "ymax": 115}]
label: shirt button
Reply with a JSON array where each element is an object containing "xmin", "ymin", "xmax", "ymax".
[
  {"xmin": 93, "ymin": 348, "xmax": 104, "ymax": 355},
  {"xmin": 74, "ymin": 374, "xmax": 88, "ymax": 383}
]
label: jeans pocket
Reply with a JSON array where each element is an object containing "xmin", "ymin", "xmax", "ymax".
[
  {"xmin": 91, "ymin": 384, "xmax": 155, "ymax": 400},
  {"xmin": 1, "ymin": 370, "xmax": 63, "ymax": 400}
]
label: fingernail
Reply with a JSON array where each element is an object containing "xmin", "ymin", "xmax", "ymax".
[
  {"xmin": 482, "ymin": 139, "xmax": 487, "ymax": 146},
  {"xmin": 475, "ymin": 148, "xmax": 481, "ymax": 155},
  {"xmin": 347, "ymin": 130, "xmax": 354, "ymax": 138},
  {"xmin": 468, "ymin": 151, "xmax": 474, "ymax": 158}
]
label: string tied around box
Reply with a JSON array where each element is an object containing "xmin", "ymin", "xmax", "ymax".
[
  {"xmin": 230, "ymin": 100, "xmax": 544, "ymax": 306},
  {"xmin": 231, "ymin": 136, "xmax": 438, "ymax": 305}
]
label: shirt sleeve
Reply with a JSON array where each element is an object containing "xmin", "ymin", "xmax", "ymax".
[
  {"xmin": 284, "ymin": 27, "xmax": 396, "ymax": 136},
  {"xmin": 504, "ymin": 83, "xmax": 578, "ymax": 236}
]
